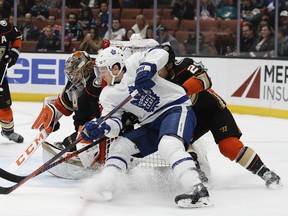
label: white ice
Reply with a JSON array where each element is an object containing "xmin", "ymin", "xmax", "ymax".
[{"xmin": 0, "ymin": 102, "xmax": 287, "ymax": 216}]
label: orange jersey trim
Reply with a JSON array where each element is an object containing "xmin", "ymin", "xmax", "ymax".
[
  {"xmin": 182, "ymin": 78, "xmax": 204, "ymax": 95},
  {"xmin": 11, "ymin": 39, "xmax": 22, "ymax": 50},
  {"xmin": 55, "ymin": 97, "xmax": 73, "ymax": 116}
]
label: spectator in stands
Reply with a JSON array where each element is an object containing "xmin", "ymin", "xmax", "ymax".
[
  {"xmin": 36, "ymin": 26, "xmax": 61, "ymax": 52},
  {"xmin": 260, "ymin": 0, "xmax": 275, "ymax": 20},
  {"xmin": 171, "ymin": 0, "xmax": 194, "ymax": 7},
  {"xmin": 123, "ymin": 28, "xmax": 135, "ymax": 41},
  {"xmin": 64, "ymin": 34, "xmax": 74, "ymax": 52},
  {"xmin": 158, "ymin": 26, "xmax": 180, "ymax": 55},
  {"xmin": 241, "ymin": 0, "xmax": 261, "ymax": 25},
  {"xmin": 31, "ymin": 0, "xmax": 49, "ymax": 21},
  {"xmin": 132, "ymin": 14, "xmax": 149, "ymax": 39},
  {"xmin": 91, "ymin": 14, "xmax": 107, "ymax": 38},
  {"xmin": 1, "ymin": 0, "xmax": 12, "ymax": 19},
  {"xmin": 240, "ymin": 22, "xmax": 257, "ymax": 55},
  {"xmin": 78, "ymin": 6, "xmax": 94, "ymax": 31},
  {"xmin": 256, "ymin": 15, "xmax": 272, "ymax": 36},
  {"xmin": 277, "ymin": 26, "xmax": 288, "ymax": 57},
  {"xmin": 78, "ymin": 27, "xmax": 103, "ymax": 53},
  {"xmin": 216, "ymin": 0, "xmax": 237, "ymax": 20},
  {"xmin": 149, "ymin": 14, "xmax": 163, "ymax": 41},
  {"xmin": 171, "ymin": 0, "xmax": 194, "ymax": 21},
  {"xmin": 279, "ymin": 10, "xmax": 288, "ymax": 28},
  {"xmin": 81, "ymin": 0, "xmax": 99, "ymax": 8},
  {"xmin": 104, "ymin": 18, "xmax": 126, "ymax": 40},
  {"xmin": 123, "ymin": 0, "xmax": 134, "ymax": 8},
  {"xmin": 19, "ymin": 13, "xmax": 39, "ymax": 41},
  {"xmin": 65, "ymin": 12, "xmax": 84, "ymax": 42},
  {"xmin": 249, "ymin": 24, "xmax": 275, "ymax": 57},
  {"xmin": 145, "ymin": 25, "xmax": 154, "ymax": 39},
  {"xmin": 42, "ymin": 15, "xmax": 62, "ymax": 39},
  {"xmin": 184, "ymin": 32, "xmax": 218, "ymax": 56},
  {"xmin": 8, "ymin": 15, "xmax": 14, "ymax": 25},
  {"xmin": 99, "ymin": 1, "xmax": 115, "ymax": 27},
  {"xmin": 45, "ymin": 0, "xmax": 62, "ymax": 8},
  {"xmin": 199, "ymin": 0, "xmax": 216, "ymax": 20}
]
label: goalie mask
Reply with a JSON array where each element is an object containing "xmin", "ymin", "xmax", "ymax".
[
  {"xmin": 65, "ymin": 51, "xmax": 93, "ymax": 86},
  {"xmin": 95, "ymin": 47, "xmax": 125, "ymax": 85}
]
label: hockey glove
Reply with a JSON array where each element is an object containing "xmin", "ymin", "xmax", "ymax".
[
  {"xmin": 135, "ymin": 62, "xmax": 157, "ymax": 93},
  {"xmin": 32, "ymin": 104, "xmax": 62, "ymax": 135},
  {"xmin": 81, "ymin": 117, "xmax": 111, "ymax": 141},
  {"xmin": 4, "ymin": 48, "xmax": 20, "ymax": 68}
]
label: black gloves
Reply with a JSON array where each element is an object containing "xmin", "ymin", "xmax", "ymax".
[{"xmin": 4, "ymin": 48, "xmax": 20, "ymax": 68}]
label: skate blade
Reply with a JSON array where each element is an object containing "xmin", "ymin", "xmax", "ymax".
[{"xmin": 177, "ymin": 197, "xmax": 213, "ymax": 208}]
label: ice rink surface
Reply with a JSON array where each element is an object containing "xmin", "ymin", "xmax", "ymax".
[{"xmin": 0, "ymin": 101, "xmax": 287, "ymax": 216}]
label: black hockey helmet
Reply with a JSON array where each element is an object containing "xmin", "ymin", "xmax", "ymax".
[{"xmin": 161, "ymin": 43, "xmax": 175, "ymax": 64}]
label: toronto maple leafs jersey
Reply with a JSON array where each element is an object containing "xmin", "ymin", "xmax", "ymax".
[{"xmin": 99, "ymin": 47, "xmax": 191, "ymax": 138}]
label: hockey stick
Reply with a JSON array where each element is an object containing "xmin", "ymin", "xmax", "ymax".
[
  {"xmin": 0, "ymin": 89, "xmax": 138, "ymax": 194},
  {"xmin": 6, "ymin": 129, "xmax": 48, "ymax": 173},
  {"xmin": 0, "ymin": 137, "xmax": 107, "ymax": 183},
  {"xmin": 0, "ymin": 60, "xmax": 10, "ymax": 86}
]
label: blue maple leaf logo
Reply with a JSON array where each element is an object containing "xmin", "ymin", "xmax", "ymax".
[{"xmin": 128, "ymin": 86, "xmax": 160, "ymax": 112}]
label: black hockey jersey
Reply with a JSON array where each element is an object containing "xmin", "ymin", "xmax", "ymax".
[
  {"xmin": 58, "ymin": 73, "xmax": 102, "ymax": 131},
  {"xmin": 171, "ymin": 57, "xmax": 226, "ymax": 116},
  {"xmin": 0, "ymin": 20, "xmax": 22, "ymax": 61}
]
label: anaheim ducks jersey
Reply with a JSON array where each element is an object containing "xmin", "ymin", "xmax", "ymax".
[
  {"xmin": 170, "ymin": 58, "xmax": 226, "ymax": 116},
  {"xmin": 55, "ymin": 72, "xmax": 102, "ymax": 130},
  {"xmin": 0, "ymin": 20, "xmax": 22, "ymax": 61}
]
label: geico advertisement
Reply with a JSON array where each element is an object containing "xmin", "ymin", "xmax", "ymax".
[
  {"xmin": 8, "ymin": 53, "xmax": 70, "ymax": 94},
  {"xmin": 192, "ymin": 57, "xmax": 288, "ymax": 111}
]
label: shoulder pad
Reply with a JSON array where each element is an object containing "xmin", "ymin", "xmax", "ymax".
[{"xmin": 0, "ymin": 20, "xmax": 12, "ymax": 34}]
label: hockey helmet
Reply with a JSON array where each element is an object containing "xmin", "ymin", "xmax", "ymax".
[
  {"xmin": 95, "ymin": 47, "xmax": 125, "ymax": 85},
  {"xmin": 130, "ymin": 33, "xmax": 142, "ymax": 41},
  {"xmin": 96, "ymin": 47, "xmax": 125, "ymax": 72},
  {"xmin": 64, "ymin": 51, "xmax": 93, "ymax": 85},
  {"xmin": 161, "ymin": 43, "xmax": 175, "ymax": 64}
]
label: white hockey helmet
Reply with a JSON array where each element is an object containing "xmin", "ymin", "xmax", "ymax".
[
  {"xmin": 96, "ymin": 47, "xmax": 125, "ymax": 85},
  {"xmin": 129, "ymin": 33, "xmax": 142, "ymax": 41},
  {"xmin": 65, "ymin": 51, "xmax": 93, "ymax": 86}
]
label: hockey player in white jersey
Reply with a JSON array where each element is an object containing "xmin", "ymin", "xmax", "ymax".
[{"xmin": 80, "ymin": 46, "xmax": 213, "ymax": 208}]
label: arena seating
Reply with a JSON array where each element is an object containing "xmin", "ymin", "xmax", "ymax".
[{"xmin": 18, "ymin": 7, "xmax": 237, "ymax": 55}]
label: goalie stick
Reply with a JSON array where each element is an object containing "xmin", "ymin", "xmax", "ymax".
[
  {"xmin": 0, "ymin": 89, "xmax": 138, "ymax": 194},
  {"xmin": 6, "ymin": 129, "xmax": 48, "ymax": 173},
  {"xmin": 0, "ymin": 137, "xmax": 106, "ymax": 183}
]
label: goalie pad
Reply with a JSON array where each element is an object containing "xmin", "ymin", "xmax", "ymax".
[
  {"xmin": 42, "ymin": 141, "xmax": 93, "ymax": 179},
  {"xmin": 32, "ymin": 96, "xmax": 63, "ymax": 134}
]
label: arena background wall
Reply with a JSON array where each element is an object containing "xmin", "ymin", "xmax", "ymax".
[{"xmin": 8, "ymin": 53, "xmax": 288, "ymax": 119}]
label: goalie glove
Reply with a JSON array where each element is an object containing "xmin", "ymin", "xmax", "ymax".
[{"xmin": 31, "ymin": 103, "xmax": 62, "ymax": 135}]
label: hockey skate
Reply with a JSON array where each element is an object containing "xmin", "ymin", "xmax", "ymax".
[
  {"xmin": 81, "ymin": 168, "xmax": 118, "ymax": 201},
  {"xmin": 175, "ymin": 183, "xmax": 213, "ymax": 208},
  {"xmin": 261, "ymin": 170, "xmax": 283, "ymax": 189},
  {"xmin": 1, "ymin": 130, "xmax": 24, "ymax": 143}
]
